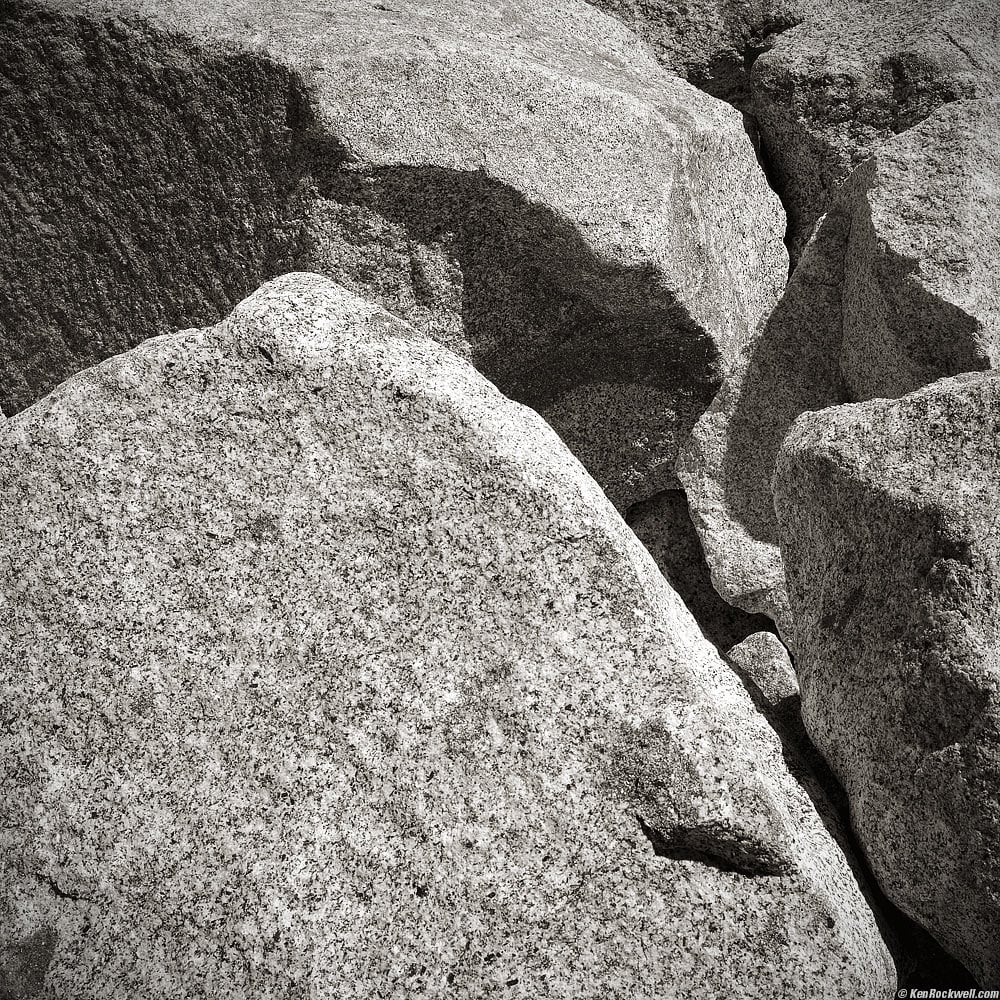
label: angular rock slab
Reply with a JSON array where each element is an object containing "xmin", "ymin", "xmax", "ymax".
[
  {"xmin": 752, "ymin": 0, "xmax": 1000, "ymax": 258},
  {"xmin": 678, "ymin": 98, "xmax": 1000, "ymax": 634},
  {"xmin": 2, "ymin": 0, "xmax": 787, "ymax": 510},
  {"xmin": 0, "ymin": 274, "xmax": 892, "ymax": 997},
  {"xmin": 774, "ymin": 370, "xmax": 1000, "ymax": 985}
]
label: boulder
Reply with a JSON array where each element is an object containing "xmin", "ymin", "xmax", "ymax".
[
  {"xmin": 583, "ymin": 0, "xmax": 849, "ymax": 110},
  {"xmin": 752, "ymin": 0, "xmax": 1000, "ymax": 257},
  {"xmin": 0, "ymin": 273, "xmax": 892, "ymax": 997},
  {"xmin": 0, "ymin": 0, "xmax": 786, "ymax": 509},
  {"xmin": 723, "ymin": 628, "xmax": 982, "ymax": 989},
  {"xmin": 590, "ymin": 0, "xmax": 1000, "ymax": 261},
  {"xmin": 678, "ymin": 98, "xmax": 1000, "ymax": 632},
  {"xmin": 774, "ymin": 368, "xmax": 1000, "ymax": 985}
]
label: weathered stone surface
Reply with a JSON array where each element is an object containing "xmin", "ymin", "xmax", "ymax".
[
  {"xmin": 678, "ymin": 98, "xmax": 1000, "ymax": 633},
  {"xmin": 1, "ymin": 0, "xmax": 786, "ymax": 510},
  {"xmin": 590, "ymin": 0, "xmax": 1000, "ymax": 261},
  {"xmin": 0, "ymin": 273, "xmax": 892, "ymax": 997},
  {"xmin": 752, "ymin": 0, "xmax": 1000, "ymax": 257},
  {"xmin": 722, "ymin": 629, "xmax": 981, "ymax": 989},
  {"xmin": 836, "ymin": 98, "xmax": 1000, "ymax": 401},
  {"xmin": 774, "ymin": 369, "xmax": 1000, "ymax": 985},
  {"xmin": 727, "ymin": 631, "xmax": 797, "ymax": 709},
  {"xmin": 626, "ymin": 489, "xmax": 775, "ymax": 651},
  {"xmin": 582, "ymin": 0, "xmax": 805, "ymax": 106}
]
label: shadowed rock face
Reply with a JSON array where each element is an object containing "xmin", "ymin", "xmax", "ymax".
[
  {"xmin": 583, "ymin": 0, "xmax": 811, "ymax": 108},
  {"xmin": 0, "ymin": 0, "xmax": 786, "ymax": 510},
  {"xmin": 774, "ymin": 370, "xmax": 1000, "ymax": 986},
  {"xmin": 0, "ymin": 927, "xmax": 57, "ymax": 1000},
  {"xmin": 627, "ymin": 489, "xmax": 775, "ymax": 651},
  {"xmin": 677, "ymin": 98, "xmax": 1000, "ymax": 634},
  {"xmin": 0, "ymin": 3, "xmax": 312, "ymax": 414},
  {"xmin": 0, "ymin": 273, "xmax": 892, "ymax": 997}
]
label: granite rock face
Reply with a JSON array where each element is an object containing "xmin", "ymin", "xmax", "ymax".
[
  {"xmin": 588, "ymin": 0, "xmax": 794, "ymax": 108},
  {"xmin": 678, "ymin": 98, "xmax": 1000, "ymax": 633},
  {"xmin": 753, "ymin": 0, "xmax": 1000, "ymax": 258},
  {"xmin": 581, "ymin": 0, "xmax": 808, "ymax": 106},
  {"xmin": 774, "ymin": 370, "xmax": 1000, "ymax": 985},
  {"xmin": 591, "ymin": 0, "xmax": 1000, "ymax": 261},
  {"xmin": 835, "ymin": 98, "xmax": 1000, "ymax": 401},
  {"xmin": 0, "ymin": 273, "xmax": 892, "ymax": 998},
  {"xmin": 1, "ymin": 0, "xmax": 786, "ymax": 510}
]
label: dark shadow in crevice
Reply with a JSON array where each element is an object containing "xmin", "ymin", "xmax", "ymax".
[
  {"xmin": 301, "ymin": 160, "xmax": 724, "ymax": 505},
  {"xmin": 637, "ymin": 813, "xmax": 791, "ymax": 877},
  {"xmin": 626, "ymin": 489, "xmax": 775, "ymax": 651},
  {"xmin": 734, "ymin": 646, "xmax": 977, "ymax": 989},
  {"xmin": 687, "ymin": 14, "xmax": 803, "ymax": 268}
]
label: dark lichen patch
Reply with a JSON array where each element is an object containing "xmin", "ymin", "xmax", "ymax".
[{"xmin": 0, "ymin": 926, "xmax": 57, "ymax": 1000}]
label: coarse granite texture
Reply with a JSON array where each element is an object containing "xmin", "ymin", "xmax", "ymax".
[
  {"xmin": 1, "ymin": 0, "xmax": 787, "ymax": 510},
  {"xmin": 723, "ymin": 631, "xmax": 981, "ymax": 990},
  {"xmin": 581, "ymin": 0, "xmax": 837, "ymax": 108},
  {"xmin": 677, "ymin": 98, "xmax": 1000, "ymax": 636},
  {"xmin": 0, "ymin": 273, "xmax": 893, "ymax": 998},
  {"xmin": 752, "ymin": 0, "xmax": 1000, "ymax": 259},
  {"xmin": 589, "ymin": 0, "xmax": 1000, "ymax": 262},
  {"xmin": 774, "ymin": 369, "xmax": 1000, "ymax": 986},
  {"xmin": 726, "ymin": 631, "xmax": 797, "ymax": 709}
]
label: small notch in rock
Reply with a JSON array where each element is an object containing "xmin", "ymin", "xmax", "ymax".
[
  {"xmin": 636, "ymin": 815, "xmax": 790, "ymax": 877},
  {"xmin": 257, "ymin": 345, "xmax": 275, "ymax": 365}
]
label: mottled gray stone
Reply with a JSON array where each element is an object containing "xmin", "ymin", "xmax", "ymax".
[
  {"xmin": 582, "ymin": 0, "xmax": 801, "ymax": 105},
  {"xmin": 752, "ymin": 0, "xmax": 1000, "ymax": 258},
  {"xmin": 774, "ymin": 369, "xmax": 1000, "ymax": 985},
  {"xmin": 1, "ymin": 0, "xmax": 786, "ymax": 510},
  {"xmin": 727, "ymin": 631, "xmax": 798, "ymax": 709},
  {"xmin": 678, "ymin": 98, "xmax": 1000, "ymax": 634},
  {"xmin": 0, "ymin": 273, "xmax": 892, "ymax": 998},
  {"xmin": 590, "ymin": 0, "xmax": 1000, "ymax": 262}
]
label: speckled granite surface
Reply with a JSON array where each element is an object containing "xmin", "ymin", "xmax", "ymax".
[
  {"xmin": 0, "ymin": 274, "xmax": 891, "ymax": 997},
  {"xmin": 678, "ymin": 97, "xmax": 1000, "ymax": 638},
  {"xmin": 2, "ymin": 0, "xmax": 787, "ymax": 510},
  {"xmin": 776, "ymin": 369, "xmax": 1000, "ymax": 986},
  {"xmin": 753, "ymin": 0, "xmax": 1000, "ymax": 259}
]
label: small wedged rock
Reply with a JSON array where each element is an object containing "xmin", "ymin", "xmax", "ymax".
[
  {"xmin": 1, "ymin": 0, "xmax": 787, "ymax": 510},
  {"xmin": 678, "ymin": 98, "xmax": 1000, "ymax": 633},
  {"xmin": 0, "ymin": 274, "xmax": 892, "ymax": 997},
  {"xmin": 727, "ymin": 631, "xmax": 798, "ymax": 710},
  {"xmin": 774, "ymin": 369, "xmax": 1000, "ymax": 985},
  {"xmin": 752, "ymin": 0, "xmax": 1000, "ymax": 258}
]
